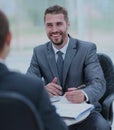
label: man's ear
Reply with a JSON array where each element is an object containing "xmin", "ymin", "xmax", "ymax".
[
  {"xmin": 6, "ymin": 32, "xmax": 12, "ymax": 46},
  {"xmin": 67, "ymin": 20, "xmax": 70, "ymax": 27},
  {"xmin": 67, "ymin": 20, "xmax": 70, "ymax": 29}
]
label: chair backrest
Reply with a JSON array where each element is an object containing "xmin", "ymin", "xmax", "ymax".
[
  {"xmin": 0, "ymin": 91, "xmax": 44, "ymax": 130},
  {"xmin": 97, "ymin": 53, "xmax": 114, "ymax": 103}
]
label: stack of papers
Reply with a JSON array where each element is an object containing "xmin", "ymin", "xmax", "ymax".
[{"xmin": 52, "ymin": 96, "xmax": 94, "ymax": 120}]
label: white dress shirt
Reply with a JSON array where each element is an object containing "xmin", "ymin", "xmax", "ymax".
[{"xmin": 52, "ymin": 37, "xmax": 69, "ymax": 61}]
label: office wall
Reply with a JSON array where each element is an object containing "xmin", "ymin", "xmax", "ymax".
[{"xmin": 0, "ymin": 0, "xmax": 114, "ymax": 73}]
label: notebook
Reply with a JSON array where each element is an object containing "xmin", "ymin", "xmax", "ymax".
[{"xmin": 52, "ymin": 96, "xmax": 94, "ymax": 120}]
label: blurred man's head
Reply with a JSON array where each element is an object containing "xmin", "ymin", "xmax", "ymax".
[{"xmin": 0, "ymin": 10, "xmax": 11, "ymax": 59}]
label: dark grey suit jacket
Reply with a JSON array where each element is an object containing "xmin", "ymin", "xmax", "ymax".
[
  {"xmin": 0, "ymin": 63, "xmax": 68, "ymax": 130},
  {"xmin": 27, "ymin": 36, "xmax": 106, "ymax": 111}
]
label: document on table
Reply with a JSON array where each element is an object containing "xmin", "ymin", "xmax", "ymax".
[{"xmin": 51, "ymin": 96, "xmax": 94, "ymax": 120}]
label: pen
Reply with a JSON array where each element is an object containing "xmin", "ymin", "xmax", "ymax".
[
  {"xmin": 66, "ymin": 84, "xmax": 86, "ymax": 93},
  {"xmin": 76, "ymin": 84, "xmax": 86, "ymax": 90}
]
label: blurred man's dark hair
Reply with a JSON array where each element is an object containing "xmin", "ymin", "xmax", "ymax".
[{"xmin": 0, "ymin": 10, "xmax": 9, "ymax": 51}]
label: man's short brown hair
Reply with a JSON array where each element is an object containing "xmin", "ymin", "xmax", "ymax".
[{"xmin": 44, "ymin": 5, "xmax": 69, "ymax": 22}]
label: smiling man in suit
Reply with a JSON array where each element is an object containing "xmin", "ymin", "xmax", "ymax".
[
  {"xmin": 0, "ymin": 10, "xmax": 68, "ymax": 130},
  {"xmin": 27, "ymin": 5, "xmax": 110, "ymax": 130}
]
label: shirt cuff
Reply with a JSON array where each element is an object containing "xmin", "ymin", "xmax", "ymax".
[{"xmin": 81, "ymin": 90, "xmax": 88, "ymax": 102}]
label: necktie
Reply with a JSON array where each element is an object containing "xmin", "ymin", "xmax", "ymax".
[{"xmin": 56, "ymin": 51, "xmax": 64, "ymax": 85}]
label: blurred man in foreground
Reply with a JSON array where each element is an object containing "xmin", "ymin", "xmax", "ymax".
[{"xmin": 0, "ymin": 10, "xmax": 68, "ymax": 130}]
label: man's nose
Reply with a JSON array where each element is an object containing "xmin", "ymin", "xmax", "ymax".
[{"xmin": 52, "ymin": 25, "xmax": 58, "ymax": 32}]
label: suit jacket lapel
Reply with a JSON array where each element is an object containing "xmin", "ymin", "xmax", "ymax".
[
  {"xmin": 62, "ymin": 37, "xmax": 78, "ymax": 87},
  {"xmin": 46, "ymin": 42, "xmax": 60, "ymax": 84}
]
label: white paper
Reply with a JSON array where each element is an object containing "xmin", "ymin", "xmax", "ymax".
[{"xmin": 52, "ymin": 96, "xmax": 94, "ymax": 120}]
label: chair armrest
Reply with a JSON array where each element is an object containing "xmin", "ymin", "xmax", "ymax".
[{"xmin": 102, "ymin": 93, "xmax": 114, "ymax": 125}]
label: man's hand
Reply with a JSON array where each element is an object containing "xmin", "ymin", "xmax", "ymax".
[
  {"xmin": 45, "ymin": 77, "xmax": 62, "ymax": 96},
  {"xmin": 64, "ymin": 88, "xmax": 86, "ymax": 103}
]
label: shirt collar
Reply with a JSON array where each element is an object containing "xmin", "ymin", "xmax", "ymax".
[{"xmin": 52, "ymin": 37, "xmax": 69, "ymax": 55}]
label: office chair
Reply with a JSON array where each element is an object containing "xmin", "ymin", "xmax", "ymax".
[
  {"xmin": 97, "ymin": 53, "xmax": 114, "ymax": 129},
  {"xmin": 0, "ymin": 91, "xmax": 44, "ymax": 130}
]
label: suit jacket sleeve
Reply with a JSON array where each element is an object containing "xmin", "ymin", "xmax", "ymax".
[
  {"xmin": 26, "ymin": 47, "xmax": 42, "ymax": 79},
  {"xmin": 82, "ymin": 43, "xmax": 106, "ymax": 105}
]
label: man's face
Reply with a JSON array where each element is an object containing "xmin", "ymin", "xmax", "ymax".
[{"xmin": 45, "ymin": 13, "xmax": 70, "ymax": 47}]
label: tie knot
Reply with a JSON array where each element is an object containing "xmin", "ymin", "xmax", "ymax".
[{"xmin": 57, "ymin": 51, "xmax": 63, "ymax": 56}]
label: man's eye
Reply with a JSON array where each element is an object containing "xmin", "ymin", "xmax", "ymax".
[
  {"xmin": 47, "ymin": 24, "xmax": 52, "ymax": 27},
  {"xmin": 57, "ymin": 23, "xmax": 62, "ymax": 26}
]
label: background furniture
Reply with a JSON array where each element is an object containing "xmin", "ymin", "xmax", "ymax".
[
  {"xmin": 98, "ymin": 53, "xmax": 114, "ymax": 130},
  {"xmin": 0, "ymin": 91, "xmax": 44, "ymax": 130}
]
